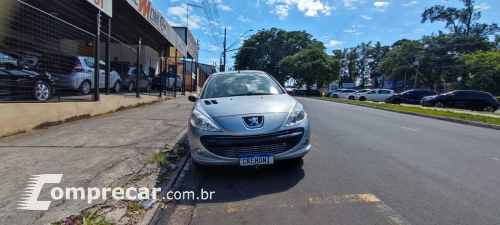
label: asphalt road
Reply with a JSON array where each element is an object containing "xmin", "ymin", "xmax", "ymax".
[{"xmin": 172, "ymin": 97, "xmax": 500, "ymax": 225}]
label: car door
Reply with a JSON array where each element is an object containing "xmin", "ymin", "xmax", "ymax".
[
  {"xmin": 406, "ymin": 91, "xmax": 419, "ymax": 104},
  {"xmin": 98, "ymin": 61, "xmax": 107, "ymax": 89},
  {"xmin": 446, "ymin": 91, "xmax": 467, "ymax": 108},
  {"xmin": 466, "ymin": 92, "xmax": 484, "ymax": 110},
  {"xmin": 0, "ymin": 69, "xmax": 13, "ymax": 98},
  {"xmin": 377, "ymin": 90, "xmax": 390, "ymax": 101},
  {"xmin": 365, "ymin": 90, "xmax": 377, "ymax": 101}
]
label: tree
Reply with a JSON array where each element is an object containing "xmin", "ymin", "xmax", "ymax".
[
  {"xmin": 233, "ymin": 28, "xmax": 324, "ymax": 85},
  {"xmin": 458, "ymin": 50, "xmax": 500, "ymax": 95},
  {"xmin": 279, "ymin": 48, "xmax": 340, "ymax": 91},
  {"xmin": 421, "ymin": 0, "xmax": 499, "ymax": 38}
]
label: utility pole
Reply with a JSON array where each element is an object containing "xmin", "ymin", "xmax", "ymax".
[
  {"xmin": 223, "ymin": 27, "xmax": 227, "ymax": 72},
  {"xmin": 186, "ymin": 3, "xmax": 202, "ymax": 28}
]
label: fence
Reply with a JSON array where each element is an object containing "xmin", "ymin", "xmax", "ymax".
[{"xmin": 0, "ymin": 0, "xmax": 194, "ymax": 103}]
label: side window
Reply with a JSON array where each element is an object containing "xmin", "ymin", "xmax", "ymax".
[
  {"xmin": 379, "ymin": 90, "xmax": 390, "ymax": 94},
  {"xmin": 367, "ymin": 90, "xmax": 376, "ymax": 94},
  {"xmin": 454, "ymin": 91, "xmax": 467, "ymax": 97}
]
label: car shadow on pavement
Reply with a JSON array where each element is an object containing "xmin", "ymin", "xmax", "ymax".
[{"xmin": 192, "ymin": 159, "xmax": 305, "ymax": 204}]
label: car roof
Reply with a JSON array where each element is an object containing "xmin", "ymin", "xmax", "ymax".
[{"xmin": 211, "ymin": 70, "xmax": 268, "ymax": 76}]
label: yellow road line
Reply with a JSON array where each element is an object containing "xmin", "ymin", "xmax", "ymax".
[{"xmin": 192, "ymin": 193, "xmax": 410, "ymax": 225}]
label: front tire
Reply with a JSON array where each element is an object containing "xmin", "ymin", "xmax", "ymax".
[
  {"xmin": 359, "ymin": 96, "xmax": 366, "ymax": 101},
  {"xmin": 34, "ymin": 81, "xmax": 51, "ymax": 101},
  {"xmin": 393, "ymin": 99, "xmax": 402, "ymax": 104},
  {"xmin": 80, "ymin": 80, "xmax": 91, "ymax": 95},
  {"xmin": 112, "ymin": 81, "xmax": 121, "ymax": 93},
  {"xmin": 483, "ymin": 105, "xmax": 495, "ymax": 112},
  {"xmin": 333, "ymin": 94, "xmax": 338, "ymax": 98},
  {"xmin": 434, "ymin": 101, "xmax": 444, "ymax": 108},
  {"xmin": 348, "ymin": 96, "xmax": 355, "ymax": 100},
  {"xmin": 127, "ymin": 82, "xmax": 134, "ymax": 92}
]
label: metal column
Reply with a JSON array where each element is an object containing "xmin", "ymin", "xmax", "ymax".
[{"xmin": 94, "ymin": 11, "xmax": 101, "ymax": 101}]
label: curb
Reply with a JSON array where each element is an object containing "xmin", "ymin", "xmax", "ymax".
[
  {"xmin": 312, "ymin": 97, "xmax": 500, "ymax": 131},
  {"xmin": 141, "ymin": 126, "xmax": 190, "ymax": 225}
]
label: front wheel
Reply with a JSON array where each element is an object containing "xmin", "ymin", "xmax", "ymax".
[
  {"xmin": 348, "ymin": 96, "xmax": 355, "ymax": 100},
  {"xmin": 127, "ymin": 82, "xmax": 134, "ymax": 92},
  {"xmin": 34, "ymin": 81, "xmax": 51, "ymax": 101},
  {"xmin": 483, "ymin": 105, "xmax": 495, "ymax": 112},
  {"xmin": 80, "ymin": 80, "xmax": 91, "ymax": 95},
  {"xmin": 359, "ymin": 96, "xmax": 366, "ymax": 101},
  {"xmin": 333, "ymin": 94, "xmax": 338, "ymax": 98},
  {"xmin": 434, "ymin": 101, "xmax": 444, "ymax": 108},
  {"xmin": 112, "ymin": 81, "xmax": 121, "ymax": 93},
  {"xmin": 392, "ymin": 99, "xmax": 402, "ymax": 104}
]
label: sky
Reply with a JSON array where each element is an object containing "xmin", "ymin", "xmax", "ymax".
[{"xmin": 153, "ymin": 0, "xmax": 499, "ymax": 69}]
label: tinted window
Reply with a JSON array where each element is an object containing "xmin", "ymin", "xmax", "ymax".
[
  {"xmin": 379, "ymin": 90, "xmax": 392, "ymax": 94},
  {"xmin": 454, "ymin": 91, "xmax": 468, "ymax": 97},
  {"xmin": 202, "ymin": 72, "xmax": 285, "ymax": 98}
]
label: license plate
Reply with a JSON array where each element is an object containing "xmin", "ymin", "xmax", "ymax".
[{"xmin": 239, "ymin": 154, "xmax": 274, "ymax": 166}]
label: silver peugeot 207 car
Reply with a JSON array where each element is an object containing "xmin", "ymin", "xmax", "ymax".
[{"xmin": 187, "ymin": 70, "xmax": 310, "ymax": 166}]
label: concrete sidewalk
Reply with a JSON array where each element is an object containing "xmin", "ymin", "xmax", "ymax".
[{"xmin": 0, "ymin": 96, "xmax": 194, "ymax": 225}]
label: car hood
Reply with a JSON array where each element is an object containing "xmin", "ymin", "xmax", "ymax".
[{"xmin": 195, "ymin": 94, "xmax": 296, "ymax": 118}]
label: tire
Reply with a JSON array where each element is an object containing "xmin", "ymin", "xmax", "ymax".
[
  {"xmin": 348, "ymin": 96, "xmax": 355, "ymax": 100},
  {"xmin": 127, "ymin": 82, "xmax": 134, "ymax": 92},
  {"xmin": 34, "ymin": 80, "xmax": 51, "ymax": 101},
  {"xmin": 393, "ymin": 99, "xmax": 402, "ymax": 104},
  {"xmin": 434, "ymin": 101, "xmax": 444, "ymax": 108},
  {"xmin": 79, "ymin": 80, "xmax": 91, "ymax": 95},
  {"xmin": 333, "ymin": 94, "xmax": 338, "ymax": 98},
  {"xmin": 359, "ymin": 96, "xmax": 366, "ymax": 101},
  {"xmin": 483, "ymin": 105, "xmax": 495, "ymax": 112},
  {"xmin": 112, "ymin": 81, "xmax": 121, "ymax": 93}
]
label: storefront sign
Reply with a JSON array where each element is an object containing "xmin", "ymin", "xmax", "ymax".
[
  {"xmin": 126, "ymin": 0, "xmax": 188, "ymax": 57},
  {"xmin": 186, "ymin": 29, "xmax": 198, "ymax": 61},
  {"xmin": 86, "ymin": 0, "xmax": 113, "ymax": 17}
]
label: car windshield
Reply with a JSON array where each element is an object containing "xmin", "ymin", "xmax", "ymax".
[{"xmin": 202, "ymin": 72, "xmax": 284, "ymax": 98}]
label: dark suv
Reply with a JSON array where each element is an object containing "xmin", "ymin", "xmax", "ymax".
[
  {"xmin": 421, "ymin": 90, "xmax": 499, "ymax": 112},
  {"xmin": 386, "ymin": 89, "xmax": 438, "ymax": 104}
]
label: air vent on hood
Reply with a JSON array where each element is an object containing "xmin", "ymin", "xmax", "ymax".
[
  {"xmin": 204, "ymin": 100, "xmax": 212, "ymax": 105},
  {"xmin": 211, "ymin": 100, "xmax": 218, "ymax": 104}
]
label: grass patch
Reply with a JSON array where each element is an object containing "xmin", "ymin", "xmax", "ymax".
[
  {"xmin": 127, "ymin": 174, "xmax": 142, "ymax": 183},
  {"xmin": 314, "ymin": 97, "xmax": 500, "ymax": 126},
  {"xmin": 53, "ymin": 209, "xmax": 112, "ymax": 225},
  {"xmin": 152, "ymin": 152, "xmax": 167, "ymax": 166},
  {"xmin": 125, "ymin": 202, "xmax": 144, "ymax": 218}
]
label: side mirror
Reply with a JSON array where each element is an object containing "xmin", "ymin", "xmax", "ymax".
[{"xmin": 188, "ymin": 94, "xmax": 198, "ymax": 102}]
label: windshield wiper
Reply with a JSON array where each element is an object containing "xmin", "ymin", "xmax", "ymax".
[{"xmin": 228, "ymin": 93, "xmax": 274, "ymax": 97}]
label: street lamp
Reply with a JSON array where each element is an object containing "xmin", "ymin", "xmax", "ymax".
[
  {"xmin": 413, "ymin": 59, "xmax": 420, "ymax": 89},
  {"xmin": 221, "ymin": 29, "xmax": 253, "ymax": 72}
]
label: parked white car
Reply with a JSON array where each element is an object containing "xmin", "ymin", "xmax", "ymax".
[
  {"xmin": 332, "ymin": 89, "xmax": 357, "ymax": 98},
  {"xmin": 345, "ymin": 89, "xmax": 372, "ymax": 100},
  {"xmin": 357, "ymin": 89, "xmax": 395, "ymax": 102}
]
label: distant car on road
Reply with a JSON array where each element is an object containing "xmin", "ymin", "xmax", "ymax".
[
  {"xmin": 386, "ymin": 89, "xmax": 438, "ymax": 104},
  {"xmin": 326, "ymin": 89, "xmax": 343, "ymax": 97},
  {"xmin": 357, "ymin": 89, "xmax": 395, "ymax": 102},
  {"xmin": 345, "ymin": 89, "xmax": 371, "ymax": 100},
  {"xmin": 421, "ymin": 90, "xmax": 499, "ymax": 112},
  {"xmin": 331, "ymin": 89, "xmax": 357, "ymax": 98}
]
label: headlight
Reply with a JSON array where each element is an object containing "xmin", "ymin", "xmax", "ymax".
[
  {"xmin": 190, "ymin": 110, "xmax": 221, "ymax": 132},
  {"xmin": 285, "ymin": 103, "xmax": 306, "ymax": 126}
]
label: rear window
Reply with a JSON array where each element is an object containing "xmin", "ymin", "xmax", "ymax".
[
  {"xmin": 202, "ymin": 72, "xmax": 285, "ymax": 98},
  {"xmin": 37, "ymin": 54, "xmax": 78, "ymax": 73}
]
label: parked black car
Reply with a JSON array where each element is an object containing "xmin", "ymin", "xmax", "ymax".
[
  {"xmin": 293, "ymin": 89, "xmax": 321, "ymax": 96},
  {"xmin": 421, "ymin": 90, "xmax": 499, "ymax": 112},
  {"xmin": 0, "ymin": 61, "xmax": 55, "ymax": 101},
  {"xmin": 386, "ymin": 89, "xmax": 438, "ymax": 104}
]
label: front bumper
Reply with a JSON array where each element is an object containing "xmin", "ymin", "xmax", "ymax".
[{"xmin": 188, "ymin": 118, "xmax": 311, "ymax": 166}]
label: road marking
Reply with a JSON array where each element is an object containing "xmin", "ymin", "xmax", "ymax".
[
  {"xmin": 192, "ymin": 194, "xmax": 410, "ymax": 224},
  {"xmin": 394, "ymin": 125, "xmax": 422, "ymax": 133}
]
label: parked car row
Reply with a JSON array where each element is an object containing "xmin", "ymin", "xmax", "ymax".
[
  {"xmin": 291, "ymin": 89, "xmax": 322, "ymax": 96},
  {"xmin": 1, "ymin": 51, "xmax": 172, "ymax": 101}
]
